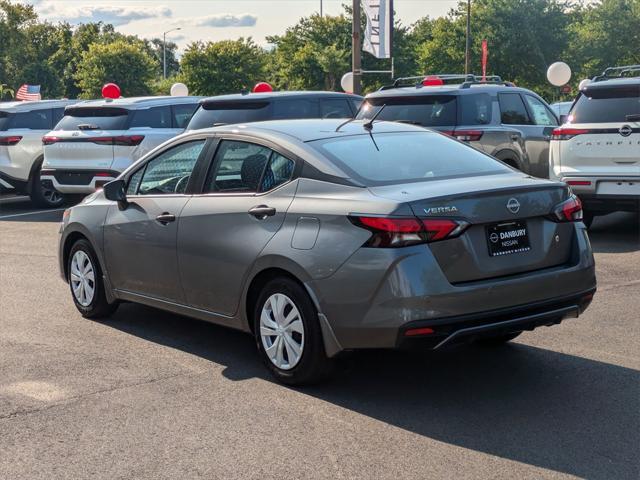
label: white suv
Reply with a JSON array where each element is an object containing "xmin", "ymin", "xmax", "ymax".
[
  {"xmin": 41, "ymin": 96, "xmax": 200, "ymax": 195},
  {"xmin": 0, "ymin": 100, "xmax": 77, "ymax": 207},
  {"xmin": 549, "ymin": 66, "xmax": 640, "ymax": 227}
]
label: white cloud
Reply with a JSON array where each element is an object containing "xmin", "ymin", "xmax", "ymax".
[
  {"xmin": 36, "ymin": 3, "xmax": 172, "ymax": 27},
  {"xmin": 196, "ymin": 13, "xmax": 257, "ymax": 28}
]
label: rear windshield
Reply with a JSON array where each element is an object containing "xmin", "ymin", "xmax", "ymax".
[
  {"xmin": 187, "ymin": 101, "xmax": 270, "ymax": 130},
  {"xmin": 0, "ymin": 112, "xmax": 10, "ymax": 131},
  {"xmin": 309, "ymin": 131, "xmax": 510, "ymax": 186},
  {"xmin": 357, "ymin": 96, "xmax": 457, "ymax": 127},
  {"xmin": 570, "ymin": 86, "xmax": 640, "ymax": 123},
  {"xmin": 55, "ymin": 107, "xmax": 129, "ymax": 131}
]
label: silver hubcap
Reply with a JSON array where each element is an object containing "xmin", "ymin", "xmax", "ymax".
[
  {"xmin": 260, "ymin": 293, "xmax": 304, "ymax": 370},
  {"xmin": 41, "ymin": 181, "xmax": 62, "ymax": 204},
  {"xmin": 70, "ymin": 250, "xmax": 95, "ymax": 307}
]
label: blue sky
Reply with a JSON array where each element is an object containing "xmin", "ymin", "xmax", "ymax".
[{"xmin": 25, "ymin": 0, "xmax": 460, "ymax": 48}]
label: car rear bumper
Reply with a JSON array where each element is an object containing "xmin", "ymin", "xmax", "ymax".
[
  {"xmin": 310, "ymin": 224, "xmax": 596, "ymax": 351},
  {"xmin": 558, "ymin": 175, "xmax": 640, "ymax": 212},
  {"xmin": 40, "ymin": 169, "xmax": 120, "ymax": 194}
]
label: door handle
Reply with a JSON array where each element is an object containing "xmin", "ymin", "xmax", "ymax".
[
  {"xmin": 155, "ymin": 212, "xmax": 176, "ymax": 225},
  {"xmin": 248, "ymin": 205, "xmax": 276, "ymax": 219}
]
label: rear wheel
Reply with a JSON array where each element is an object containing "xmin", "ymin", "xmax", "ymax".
[
  {"xmin": 68, "ymin": 239, "xmax": 118, "ymax": 319},
  {"xmin": 29, "ymin": 158, "xmax": 65, "ymax": 208},
  {"xmin": 476, "ymin": 332, "xmax": 522, "ymax": 346},
  {"xmin": 582, "ymin": 211, "xmax": 595, "ymax": 229},
  {"xmin": 253, "ymin": 277, "xmax": 333, "ymax": 385}
]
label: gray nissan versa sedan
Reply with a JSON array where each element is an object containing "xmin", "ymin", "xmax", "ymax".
[{"xmin": 58, "ymin": 119, "xmax": 596, "ymax": 384}]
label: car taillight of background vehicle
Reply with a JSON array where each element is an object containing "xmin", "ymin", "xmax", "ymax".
[
  {"xmin": 441, "ymin": 130, "xmax": 484, "ymax": 141},
  {"xmin": 0, "ymin": 135, "xmax": 22, "ymax": 146},
  {"xmin": 349, "ymin": 216, "xmax": 470, "ymax": 247},
  {"xmin": 550, "ymin": 195, "xmax": 583, "ymax": 222},
  {"xmin": 42, "ymin": 135, "xmax": 145, "ymax": 146},
  {"xmin": 551, "ymin": 127, "xmax": 590, "ymax": 140}
]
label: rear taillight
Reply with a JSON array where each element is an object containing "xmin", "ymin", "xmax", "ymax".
[
  {"xmin": 566, "ymin": 180, "xmax": 592, "ymax": 186},
  {"xmin": 42, "ymin": 135, "xmax": 144, "ymax": 146},
  {"xmin": 0, "ymin": 135, "xmax": 22, "ymax": 146},
  {"xmin": 551, "ymin": 128, "xmax": 590, "ymax": 140},
  {"xmin": 550, "ymin": 195, "xmax": 583, "ymax": 222},
  {"xmin": 349, "ymin": 216, "xmax": 470, "ymax": 248},
  {"xmin": 441, "ymin": 130, "xmax": 483, "ymax": 141}
]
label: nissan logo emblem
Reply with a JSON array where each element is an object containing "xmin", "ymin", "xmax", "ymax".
[
  {"xmin": 619, "ymin": 125, "xmax": 632, "ymax": 137},
  {"xmin": 489, "ymin": 232, "xmax": 499, "ymax": 243},
  {"xmin": 507, "ymin": 198, "xmax": 520, "ymax": 214}
]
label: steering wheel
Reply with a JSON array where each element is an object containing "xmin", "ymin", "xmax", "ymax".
[{"xmin": 174, "ymin": 175, "xmax": 190, "ymax": 194}]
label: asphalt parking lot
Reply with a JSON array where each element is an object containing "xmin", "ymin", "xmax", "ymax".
[{"xmin": 0, "ymin": 195, "xmax": 638, "ymax": 480}]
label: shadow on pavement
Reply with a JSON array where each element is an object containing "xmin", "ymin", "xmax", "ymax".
[
  {"xmin": 105, "ymin": 302, "xmax": 639, "ymax": 480},
  {"xmin": 0, "ymin": 195, "xmax": 67, "ymax": 222},
  {"xmin": 588, "ymin": 212, "xmax": 640, "ymax": 253}
]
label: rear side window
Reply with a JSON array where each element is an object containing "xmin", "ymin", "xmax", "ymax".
[
  {"xmin": 570, "ymin": 86, "xmax": 640, "ymax": 123},
  {"xmin": 459, "ymin": 93, "xmax": 493, "ymax": 125},
  {"xmin": 320, "ymin": 99, "xmax": 353, "ymax": 119},
  {"xmin": 188, "ymin": 101, "xmax": 270, "ymax": 130},
  {"xmin": 0, "ymin": 112, "xmax": 11, "ymax": 131},
  {"xmin": 498, "ymin": 93, "xmax": 532, "ymax": 125},
  {"xmin": 52, "ymin": 108, "xmax": 66, "ymax": 124},
  {"xmin": 310, "ymin": 131, "xmax": 510, "ymax": 186},
  {"xmin": 524, "ymin": 95, "xmax": 557, "ymax": 126},
  {"xmin": 11, "ymin": 110, "xmax": 52, "ymax": 129},
  {"xmin": 272, "ymin": 99, "xmax": 318, "ymax": 119},
  {"xmin": 130, "ymin": 106, "xmax": 172, "ymax": 128},
  {"xmin": 205, "ymin": 140, "xmax": 272, "ymax": 193},
  {"xmin": 55, "ymin": 107, "xmax": 129, "ymax": 131},
  {"xmin": 172, "ymin": 104, "xmax": 198, "ymax": 128},
  {"xmin": 261, "ymin": 152, "xmax": 294, "ymax": 191},
  {"xmin": 357, "ymin": 96, "xmax": 457, "ymax": 127}
]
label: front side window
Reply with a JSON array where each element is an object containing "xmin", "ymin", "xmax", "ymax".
[
  {"xmin": 172, "ymin": 104, "xmax": 198, "ymax": 128},
  {"xmin": 310, "ymin": 131, "xmax": 510, "ymax": 186},
  {"xmin": 205, "ymin": 140, "xmax": 272, "ymax": 193},
  {"xmin": 126, "ymin": 168, "xmax": 144, "ymax": 195},
  {"xmin": 357, "ymin": 96, "xmax": 457, "ymax": 127},
  {"xmin": 137, "ymin": 140, "xmax": 206, "ymax": 195},
  {"xmin": 130, "ymin": 106, "xmax": 172, "ymax": 128},
  {"xmin": 498, "ymin": 93, "xmax": 532, "ymax": 125},
  {"xmin": 524, "ymin": 95, "xmax": 557, "ymax": 126},
  {"xmin": 320, "ymin": 99, "xmax": 353, "ymax": 119}
]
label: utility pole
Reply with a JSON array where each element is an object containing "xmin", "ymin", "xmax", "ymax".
[
  {"xmin": 464, "ymin": 0, "xmax": 471, "ymax": 75},
  {"xmin": 162, "ymin": 28, "xmax": 181, "ymax": 79},
  {"xmin": 320, "ymin": 0, "xmax": 323, "ymax": 17},
  {"xmin": 352, "ymin": 0, "xmax": 362, "ymax": 95}
]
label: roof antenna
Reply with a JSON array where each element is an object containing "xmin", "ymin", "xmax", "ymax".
[{"xmin": 363, "ymin": 104, "xmax": 386, "ymax": 130}]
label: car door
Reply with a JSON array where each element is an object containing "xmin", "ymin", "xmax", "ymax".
[
  {"xmin": 177, "ymin": 138, "xmax": 297, "ymax": 316},
  {"xmin": 521, "ymin": 94, "xmax": 559, "ymax": 178},
  {"xmin": 103, "ymin": 139, "xmax": 207, "ymax": 302}
]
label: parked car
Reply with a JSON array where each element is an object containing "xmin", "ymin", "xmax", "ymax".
[
  {"xmin": 186, "ymin": 91, "xmax": 362, "ymax": 130},
  {"xmin": 41, "ymin": 96, "xmax": 201, "ymax": 195},
  {"xmin": 550, "ymin": 101, "xmax": 573, "ymax": 122},
  {"xmin": 0, "ymin": 99, "xmax": 78, "ymax": 207},
  {"xmin": 59, "ymin": 119, "xmax": 596, "ymax": 385},
  {"xmin": 549, "ymin": 65, "xmax": 640, "ymax": 227},
  {"xmin": 356, "ymin": 74, "xmax": 559, "ymax": 179}
]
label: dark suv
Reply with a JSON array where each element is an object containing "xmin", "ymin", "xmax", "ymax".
[
  {"xmin": 187, "ymin": 91, "xmax": 362, "ymax": 131},
  {"xmin": 357, "ymin": 74, "xmax": 559, "ymax": 178}
]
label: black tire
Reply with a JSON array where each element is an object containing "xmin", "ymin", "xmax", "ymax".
[
  {"xmin": 476, "ymin": 331, "xmax": 522, "ymax": 346},
  {"xmin": 253, "ymin": 277, "xmax": 333, "ymax": 385},
  {"xmin": 67, "ymin": 239, "xmax": 118, "ymax": 319},
  {"xmin": 29, "ymin": 158, "xmax": 65, "ymax": 208},
  {"xmin": 582, "ymin": 211, "xmax": 595, "ymax": 229}
]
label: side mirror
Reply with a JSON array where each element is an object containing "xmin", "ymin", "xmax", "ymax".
[
  {"xmin": 559, "ymin": 114, "xmax": 568, "ymax": 125},
  {"xmin": 103, "ymin": 179, "xmax": 128, "ymax": 209}
]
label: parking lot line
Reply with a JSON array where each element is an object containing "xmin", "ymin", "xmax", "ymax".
[{"xmin": 0, "ymin": 208, "xmax": 66, "ymax": 220}]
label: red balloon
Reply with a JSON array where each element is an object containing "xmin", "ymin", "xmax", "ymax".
[
  {"xmin": 102, "ymin": 83, "xmax": 121, "ymax": 99},
  {"xmin": 253, "ymin": 82, "xmax": 273, "ymax": 93}
]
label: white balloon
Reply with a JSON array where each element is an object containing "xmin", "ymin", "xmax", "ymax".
[
  {"xmin": 578, "ymin": 78, "xmax": 591, "ymax": 90},
  {"xmin": 547, "ymin": 62, "xmax": 572, "ymax": 87},
  {"xmin": 170, "ymin": 82, "xmax": 189, "ymax": 96},
  {"xmin": 340, "ymin": 72, "xmax": 354, "ymax": 93}
]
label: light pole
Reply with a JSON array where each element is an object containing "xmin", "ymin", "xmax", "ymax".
[
  {"xmin": 464, "ymin": 0, "xmax": 471, "ymax": 75},
  {"xmin": 163, "ymin": 28, "xmax": 181, "ymax": 79}
]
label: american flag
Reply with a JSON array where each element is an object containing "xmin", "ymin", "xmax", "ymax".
[{"xmin": 16, "ymin": 84, "xmax": 41, "ymax": 101}]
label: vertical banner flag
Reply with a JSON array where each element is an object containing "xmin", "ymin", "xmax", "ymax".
[
  {"xmin": 481, "ymin": 40, "xmax": 488, "ymax": 81},
  {"xmin": 363, "ymin": 0, "xmax": 393, "ymax": 59},
  {"xmin": 16, "ymin": 84, "xmax": 41, "ymax": 101}
]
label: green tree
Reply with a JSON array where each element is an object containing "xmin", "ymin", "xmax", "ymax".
[
  {"xmin": 180, "ymin": 38, "xmax": 266, "ymax": 95},
  {"xmin": 74, "ymin": 40, "xmax": 156, "ymax": 98}
]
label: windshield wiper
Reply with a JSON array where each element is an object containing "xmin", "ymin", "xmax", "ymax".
[
  {"xmin": 77, "ymin": 123, "xmax": 99, "ymax": 130},
  {"xmin": 625, "ymin": 114, "xmax": 640, "ymax": 122}
]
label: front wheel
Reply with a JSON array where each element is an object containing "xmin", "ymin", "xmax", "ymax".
[
  {"xmin": 253, "ymin": 277, "xmax": 333, "ymax": 385},
  {"xmin": 29, "ymin": 159, "xmax": 65, "ymax": 208},
  {"xmin": 68, "ymin": 239, "xmax": 118, "ymax": 319}
]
